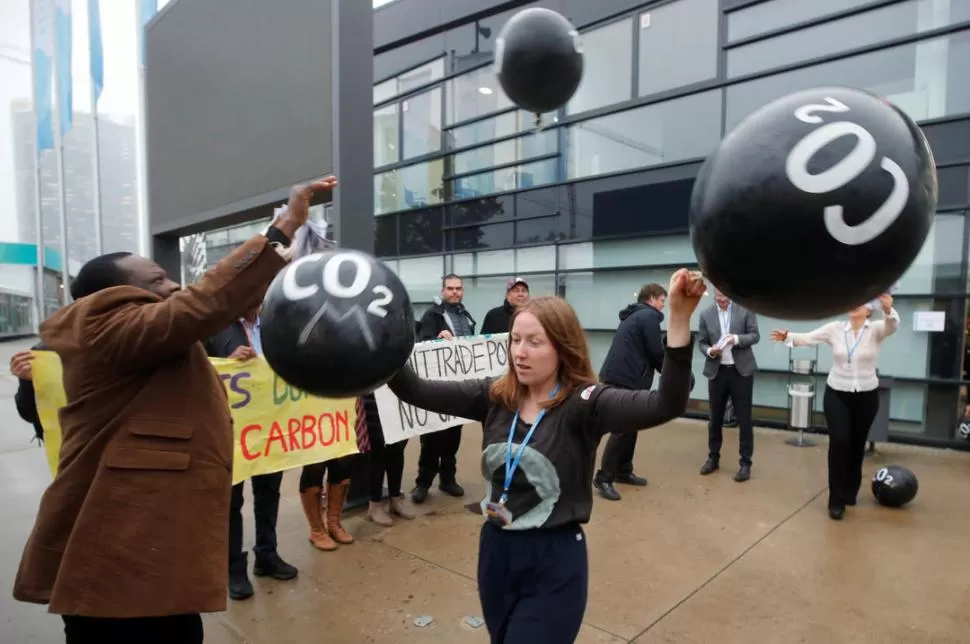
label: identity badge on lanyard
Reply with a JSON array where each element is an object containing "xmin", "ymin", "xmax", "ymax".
[
  {"xmin": 844, "ymin": 327, "xmax": 866, "ymax": 367},
  {"xmin": 483, "ymin": 384, "xmax": 560, "ymax": 527}
]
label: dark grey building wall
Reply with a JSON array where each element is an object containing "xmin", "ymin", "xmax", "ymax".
[{"xmin": 145, "ymin": 0, "xmax": 334, "ymax": 236}]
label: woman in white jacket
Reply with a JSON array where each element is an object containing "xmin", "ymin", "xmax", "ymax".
[{"xmin": 770, "ymin": 294, "xmax": 898, "ymax": 521}]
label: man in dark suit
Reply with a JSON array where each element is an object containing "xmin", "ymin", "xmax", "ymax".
[
  {"xmin": 697, "ymin": 288, "xmax": 760, "ymax": 482},
  {"xmin": 204, "ymin": 305, "xmax": 297, "ymax": 601}
]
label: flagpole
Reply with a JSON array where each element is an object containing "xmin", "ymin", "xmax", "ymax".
[
  {"xmin": 51, "ymin": 0, "xmax": 71, "ymax": 303},
  {"xmin": 29, "ymin": 0, "xmax": 47, "ymax": 327},
  {"xmin": 134, "ymin": 4, "xmax": 151, "ymax": 259}
]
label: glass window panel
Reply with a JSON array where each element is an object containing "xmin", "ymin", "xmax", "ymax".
[
  {"xmin": 727, "ymin": 0, "xmax": 970, "ymax": 78},
  {"xmin": 398, "ymin": 208, "xmax": 445, "ymax": 256},
  {"xmin": 397, "ymin": 256, "xmax": 445, "ymax": 304},
  {"xmin": 447, "ymin": 222, "xmax": 515, "ymax": 252},
  {"xmin": 374, "ymin": 214, "xmax": 397, "ymax": 258},
  {"xmin": 446, "ymin": 66, "xmax": 513, "ymax": 125},
  {"xmin": 515, "ymin": 187, "xmax": 560, "ymax": 219},
  {"xmin": 893, "ymin": 213, "xmax": 965, "ymax": 294},
  {"xmin": 638, "ymin": 0, "xmax": 719, "ymax": 97},
  {"xmin": 453, "ymin": 159, "xmax": 558, "ymax": 199},
  {"xmin": 562, "ymin": 269, "xmax": 688, "ymax": 330},
  {"xmin": 452, "ymin": 129, "xmax": 557, "ymax": 176},
  {"xmin": 450, "ymin": 252, "xmax": 475, "ymax": 276},
  {"xmin": 398, "ymin": 58, "xmax": 445, "ymax": 94},
  {"xmin": 728, "ymin": 0, "xmax": 885, "ymax": 43},
  {"xmin": 374, "ymin": 160, "xmax": 445, "ymax": 215},
  {"xmin": 725, "ymin": 31, "xmax": 970, "ymax": 131},
  {"xmin": 475, "ymin": 249, "xmax": 515, "ymax": 275},
  {"xmin": 567, "ymin": 18, "xmax": 634, "ymax": 115},
  {"xmin": 515, "ymin": 245, "xmax": 557, "ymax": 272},
  {"xmin": 401, "ymin": 88, "xmax": 442, "ymax": 159},
  {"xmin": 446, "ymin": 111, "xmax": 558, "ymax": 149},
  {"xmin": 936, "ymin": 166, "xmax": 969, "ymax": 208},
  {"xmin": 448, "ymin": 195, "xmax": 513, "ymax": 227},
  {"xmin": 567, "ymin": 90, "xmax": 721, "ymax": 180},
  {"xmin": 516, "ymin": 216, "xmax": 568, "ymax": 245},
  {"xmin": 374, "ymin": 79, "xmax": 396, "ymax": 105},
  {"xmin": 559, "ymin": 236, "xmax": 699, "ymax": 270},
  {"xmin": 374, "ymin": 104, "xmax": 399, "ymax": 167}
]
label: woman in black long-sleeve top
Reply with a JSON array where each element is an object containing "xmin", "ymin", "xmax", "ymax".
[{"xmin": 385, "ymin": 269, "xmax": 704, "ymax": 644}]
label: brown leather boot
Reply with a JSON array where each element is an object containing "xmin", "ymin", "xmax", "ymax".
[
  {"xmin": 299, "ymin": 487, "xmax": 337, "ymax": 551},
  {"xmin": 326, "ymin": 481, "xmax": 354, "ymax": 544}
]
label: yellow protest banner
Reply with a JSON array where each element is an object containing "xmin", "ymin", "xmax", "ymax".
[{"xmin": 32, "ymin": 351, "xmax": 359, "ymax": 485}]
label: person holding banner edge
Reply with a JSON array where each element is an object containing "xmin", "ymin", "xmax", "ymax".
[
  {"xmin": 204, "ymin": 305, "xmax": 298, "ymax": 601},
  {"xmin": 12, "ymin": 176, "xmax": 335, "ymax": 644},
  {"xmin": 385, "ymin": 269, "xmax": 703, "ymax": 643}
]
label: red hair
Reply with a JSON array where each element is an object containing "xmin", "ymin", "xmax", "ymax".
[{"xmin": 489, "ymin": 296, "xmax": 597, "ymax": 411}]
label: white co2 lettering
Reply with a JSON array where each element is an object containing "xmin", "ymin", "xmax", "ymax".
[
  {"xmin": 281, "ymin": 252, "xmax": 394, "ymax": 318},
  {"xmin": 784, "ymin": 96, "xmax": 909, "ymax": 247},
  {"xmin": 958, "ymin": 422, "xmax": 970, "ymax": 439},
  {"xmin": 873, "ymin": 467, "xmax": 895, "ymax": 486}
]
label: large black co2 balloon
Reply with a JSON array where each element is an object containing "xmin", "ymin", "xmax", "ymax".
[
  {"xmin": 260, "ymin": 249, "xmax": 415, "ymax": 398},
  {"xmin": 871, "ymin": 464, "xmax": 919, "ymax": 508},
  {"xmin": 689, "ymin": 86, "xmax": 938, "ymax": 320},
  {"xmin": 495, "ymin": 8, "xmax": 584, "ymax": 117}
]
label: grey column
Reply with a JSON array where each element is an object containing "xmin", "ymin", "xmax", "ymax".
[
  {"xmin": 152, "ymin": 234, "xmax": 181, "ymax": 283},
  {"xmin": 330, "ymin": 0, "xmax": 375, "ymax": 255}
]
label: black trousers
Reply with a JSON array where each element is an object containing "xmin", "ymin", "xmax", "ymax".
[
  {"xmin": 594, "ymin": 432, "xmax": 637, "ymax": 484},
  {"xmin": 707, "ymin": 365, "xmax": 754, "ymax": 466},
  {"xmin": 823, "ymin": 386, "xmax": 879, "ymax": 509},
  {"xmin": 416, "ymin": 425, "xmax": 462, "ymax": 488},
  {"xmin": 477, "ymin": 522, "xmax": 587, "ymax": 644},
  {"xmin": 229, "ymin": 471, "xmax": 283, "ymax": 572},
  {"xmin": 63, "ymin": 614, "xmax": 203, "ymax": 644},
  {"xmin": 367, "ymin": 418, "xmax": 407, "ymax": 502},
  {"xmin": 299, "ymin": 456, "xmax": 352, "ymax": 492}
]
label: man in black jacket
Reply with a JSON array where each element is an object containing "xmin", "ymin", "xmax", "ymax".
[
  {"xmin": 594, "ymin": 283, "xmax": 668, "ymax": 501},
  {"xmin": 203, "ymin": 305, "xmax": 298, "ymax": 600},
  {"xmin": 411, "ymin": 273, "xmax": 476, "ymax": 503},
  {"xmin": 11, "ymin": 343, "xmax": 47, "ymax": 443},
  {"xmin": 480, "ymin": 277, "xmax": 529, "ymax": 335}
]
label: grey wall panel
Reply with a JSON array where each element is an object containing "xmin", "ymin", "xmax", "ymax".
[{"xmin": 146, "ymin": 0, "xmax": 333, "ymax": 235}]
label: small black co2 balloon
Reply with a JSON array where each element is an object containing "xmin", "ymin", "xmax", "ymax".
[
  {"xmin": 260, "ymin": 249, "xmax": 415, "ymax": 398},
  {"xmin": 690, "ymin": 86, "xmax": 938, "ymax": 320},
  {"xmin": 495, "ymin": 8, "xmax": 584, "ymax": 120},
  {"xmin": 871, "ymin": 464, "xmax": 919, "ymax": 508}
]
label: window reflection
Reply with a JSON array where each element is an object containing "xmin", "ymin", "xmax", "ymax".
[
  {"xmin": 454, "ymin": 158, "xmax": 558, "ymax": 199},
  {"xmin": 402, "ymin": 88, "xmax": 442, "ymax": 159},
  {"xmin": 567, "ymin": 18, "xmax": 633, "ymax": 115},
  {"xmin": 567, "ymin": 90, "xmax": 722, "ymax": 180},
  {"xmin": 452, "ymin": 129, "xmax": 557, "ymax": 176},
  {"xmin": 374, "ymin": 160, "xmax": 445, "ymax": 215},
  {"xmin": 725, "ymin": 31, "xmax": 970, "ymax": 130},
  {"xmin": 638, "ymin": 0, "xmax": 719, "ymax": 97},
  {"xmin": 399, "ymin": 208, "xmax": 445, "ymax": 256},
  {"xmin": 446, "ymin": 66, "xmax": 513, "ymax": 125},
  {"xmin": 374, "ymin": 104, "xmax": 398, "ymax": 167}
]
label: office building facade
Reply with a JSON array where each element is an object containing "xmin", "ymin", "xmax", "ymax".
[{"xmin": 183, "ymin": 0, "xmax": 970, "ymax": 447}]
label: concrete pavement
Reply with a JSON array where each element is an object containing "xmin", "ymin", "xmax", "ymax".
[{"xmin": 2, "ymin": 336, "xmax": 968, "ymax": 643}]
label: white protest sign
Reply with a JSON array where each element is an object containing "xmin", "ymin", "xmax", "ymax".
[{"xmin": 376, "ymin": 333, "xmax": 510, "ymax": 444}]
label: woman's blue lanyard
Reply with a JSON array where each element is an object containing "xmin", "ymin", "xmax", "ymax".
[
  {"xmin": 844, "ymin": 326, "xmax": 866, "ymax": 367},
  {"xmin": 501, "ymin": 384, "xmax": 560, "ymax": 506}
]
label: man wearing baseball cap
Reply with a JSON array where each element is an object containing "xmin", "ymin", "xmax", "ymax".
[{"xmin": 481, "ymin": 277, "xmax": 530, "ymax": 334}]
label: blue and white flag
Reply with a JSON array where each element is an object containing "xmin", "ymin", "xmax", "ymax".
[
  {"xmin": 32, "ymin": 0, "xmax": 55, "ymax": 151},
  {"xmin": 54, "ymin": 0, "xmax": 73, "ymax": 138},
  {"xmin": 88, "ymin": 0, "xmax": 103, "ymax": 103}
]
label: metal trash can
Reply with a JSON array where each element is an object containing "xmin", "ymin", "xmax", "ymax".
[
  {"xmin": 788, "ymin": 383, "xmax": 814, "ymax": 429},
  {"xmin": 790, "ymin": 358, "xmax": 815, "ymax": 376}
]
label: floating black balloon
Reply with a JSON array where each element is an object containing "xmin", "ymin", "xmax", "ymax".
[
  {"xmin": 260, "ymin": 249, "xmax": 415, "ymax": 398},
  {"xmin": 495, "ymin": 8, "xmax": 584, "ymax": 127},
  {"xmin": 689, "ymin": 86, "xmax": 938, "ymax": 320}
]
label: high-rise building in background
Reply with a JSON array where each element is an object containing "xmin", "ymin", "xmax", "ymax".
[{"xmin": 10, "ymin": 100, "xmax": 139, "ymax": 265}]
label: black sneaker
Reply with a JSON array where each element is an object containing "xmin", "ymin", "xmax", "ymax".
[
  {"xmin": 254, "ymin": 553, "xmax": 298, "ymax": 581},
  {"xmin": 228, "ymin": 569, "xmax": 254, "ymax": 601}
]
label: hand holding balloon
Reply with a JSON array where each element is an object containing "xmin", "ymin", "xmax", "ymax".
[
  {"xmin": 879, "ymin": 294, "xmax": 894, "ymax": 314},
  {"xmin": 770, "ymin": 329, "xmax": 789, "ymax": 343}
]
